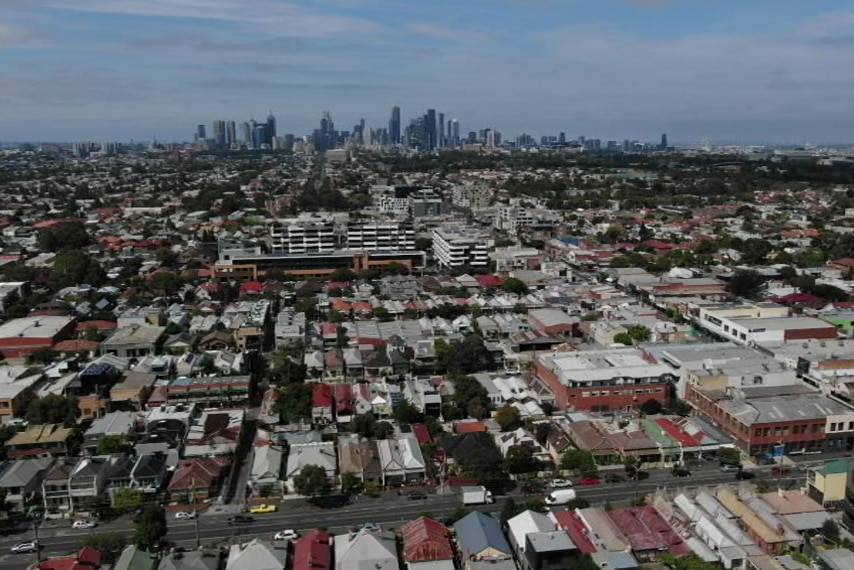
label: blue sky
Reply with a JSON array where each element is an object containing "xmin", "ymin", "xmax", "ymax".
[{"xmin": 2, "ymin": 0, "xmax": 854, "ymax": 143}]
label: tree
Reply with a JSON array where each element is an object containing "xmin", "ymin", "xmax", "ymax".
[
  {"xmin": 500, "ymin": 277, "xmax": 529, "ymax": 295},
  {"xmin": 133, "ymin": 505, "xmax": 167, "ymax": 551},
  {"xmin": 329, "ymin": 268, "xmax": 356, "ymax": 282},
  {"xmin": 504, "ymin": 445, "xmax": 535, "ymax": 474},
  {"xmin": 392, "ymin": 400, "xmax": 424, "ymax": 424},
  {"xmin": 534, "ymin": 422, "xmax": 551, "ymax": 445},
  {"xmin": 50, "ymin": 250, "xmax": 106, "ymax": 289},
  {"xmin": 450, "ymin": 375, "xmax": 492, "ymax": 419},
  {"xmin": 273, "ymin": 383, "xmax": 313, "ymax": 424},
  {"xmin": 822, "ymin": 519, "xmax": 840, "ymax": 541},
  {"xmin": 26, "ymin": 394, "xmax": 79, "ymax": 425},
  {"xmin": 716, "ymin": 447, "xmax": 741, "ymax": 465},
  {"xmin": 436, "ymin": 336, "xmax": 495, "ymax": 375},
  {"xmin": 726, "ymin": 269, "xmax": 767, "ymax": 299},
  {"xmin": 80, "ymin": 532, "xmax": 127, "ymax": 564},
  {"xmin": 293, "ymin": 464, "xmax": 331, "ymax": 497},
  {"xmin": 112, "ymin": 487, "xmax": 142, "ymax": 512},
  {"xmin": 38, "ymin": 221, "xmax": 92, "ymax": 253},
  {"xmin": 495, "ymin": 405, "xmax": 522, "ymax": 431},
  {"xmin": 613, "ymin": 332, "xmax": 633, "ymax": 345},
  {"xmin": 340, "ymin": 472, "xmax": 363, "ymax": 494},
  {"xmin": 350, "ymin": 413, "xmax": 378, "ymax": 438},
  {"xmin": 97, "ymin": 435, "xmax": 128, "ymax": 455},
  {"xmin": 639, "ymin": 399, "xmax": 663, "ymax": 415},
  {"xmin": 28, "ymin": 348, "xmax": 58, "ymax": 365},
  {"xmin": 561, "ymin": 449, "xmax": 598, "ymax": 477},
  {"xmin": 500, "ymin": 497, "xmax": 518, "ymax": 524},
  {"xmin": 626, "ymin": 325, "xmax": 651, "ymax": 343}
]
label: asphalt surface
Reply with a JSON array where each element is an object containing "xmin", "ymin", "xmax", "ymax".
[{"xmin": 0, "ymin": 461, "xmax": 809, "ymax": 570}]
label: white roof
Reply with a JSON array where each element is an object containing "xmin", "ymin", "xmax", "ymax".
[{"xmin": 506, "ymin": 510, "xmax": 553, "ymax": 551}]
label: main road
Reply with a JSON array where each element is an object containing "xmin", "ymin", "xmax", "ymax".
[{"xmin": 0, "ymin": 462, "xmax": 808, "ymax": 570}]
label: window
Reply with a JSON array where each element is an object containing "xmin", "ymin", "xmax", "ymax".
[
  {"xmin": 755, "ymin": 429, "xmax": 762, "ymax": 437},
  {"xmin": 762, "ymin": 428, "xmax": 770, "ymax": 437}
]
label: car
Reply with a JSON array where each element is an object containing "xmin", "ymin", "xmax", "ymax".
[
  {"xmin": 361, "ymin": 522, "xmax": 381, "ymax": 532},
  {"xmin": 227, "ymin": 515, "xmax": 255, "ymax": 525},
  {"xmin": 577, "ymin": 477, "xmax": 600, "ymax": 486},
  {"xmin": 627, "ymin": 469, "xmax": 650, "ymax": 481},
  {"xmin": 671, "ymin": 468, "xmax": 692, "ymax": 477},
  {"xmin": 273, "ymin": 530, "xmax": 299, "ymax": 541},
  {"xmin": 10, "ymin": 542, "xmax": 38, "ymax": 554},
  {"xmin": 735, "ymin": 470, "xmax": 756, "ymax": 480},
  {"xmin": 720, "ymin": 464, "xmax": 742, "ymax": 473},
  {"xmin": 604, "ymin": 474, "xmax": 626, "ymax": 483},
  {"xmin": 71, "ymin": 520, "xmax": 97, "ymax": 529},
  {"xmin": 407, "ymin": 491, "xmax": 428, "ymax": 501},
  {"xmin": 771, "ymin": 467, "xmax": 791, "ymax": 476},
  {"xmin": 174, "ymin": 511, "xmax": 197, "ymax": 520},
  {"xmin": 549, "ymin": 479, "xmax": 573, "ymax": 488},
  {"xmin": 521, "ymin": 482, "xmax": 545, "ymax": 495},
  {"xmin": 249, "ymin": 504, "xmax": 278, "ymax": 514}
]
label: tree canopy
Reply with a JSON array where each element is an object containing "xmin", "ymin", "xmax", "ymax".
[
  {"xmin": 26, "ymin": 394, "xmax": 79, "ymax": 425},
  {"xmin": 495, "ymin": 405, "xmax": 522, "ymax": 431},
  {"xmin": 133, "ymin": 505, "xmax": 167, "ymax": 551},
  {"xmin": 272, "ymin": 383, "xmax": 313, "ymax": 424},
  {"xmin": 293, "ymin": 464, "xmax": 331, "ymax": 497}
]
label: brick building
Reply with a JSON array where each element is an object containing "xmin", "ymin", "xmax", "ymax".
[{"xmin": 534, "ymin": 348, "xmax": 676, "ymax": 412}]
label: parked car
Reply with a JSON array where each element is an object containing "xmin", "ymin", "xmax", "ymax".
[
  {"xmin": 249, "ymin": 504, "xmax": 277, "ymax": 514},
  {"xmin": 771, "ymin": 467, "xmax": 791, "ymax": 476},
  {"xmin": 671, "ymin": 467, "xmax": 692, "ymax": 477},
  {"xmin": 227, "ymin": 515, "xmax": 254, "ymax": 525},
  {"xmin": 273, "ymin": 530, "xmax": 299, "ymax": 541},
  {"xmin": 521, "ymin": 482, "xmax": 545, "ymax": 495},
  {"xmin": 407, "ymin": 491, "xmax": 428, "ymax": 501},
  {"xmin": 627, "ymin": 470, "xmax": 650, "ymax": 480},
  {"xmin": 604, "ymin": 474, "xmax": 625, "ymax": 483},
  {"xmin": 735, "ymin": 470, "xmax": 756, "ymax": 480},
  {"xmin": 549, "ymin": 479, "xmax": 573, "ymax": 488},
  {"xmin": 10, "ymin": 542, "xmax": 38, "ymax": 554},
  {"xmin": 174, "ymin": 511, "xmax": 197, "ymax": 520},
  {"xmin": 720, "ymin": 464, "xmax": 742, "ymax": 473},
  {"xmin": 71, "ymin": 520, "xmax": 97, "ymax": 529},
  {"xmin": 361, "ymin": 522, "xmax": 381, "ymax": 532},
  {"xmin": 577, "ymin": 477, "xmax": 600, "ymax": 486}
]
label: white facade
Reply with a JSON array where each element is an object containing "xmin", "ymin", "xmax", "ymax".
[
  {"xmin": 347, "ymin": 223, "xmax": 414, "ymax": 251},
  {"xmin": 432, "ymin": 227, "xmax": 490, "ymax": 268}
]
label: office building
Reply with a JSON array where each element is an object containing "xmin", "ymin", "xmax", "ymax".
[
  {"xmin": 389, "ymin": 106, "xmax": 401, "ymax": 145},
  {"xmin": 432, "ymin": 227, "xmax": 490, "ymax": 268},
  {"xmin": 270, "ymin": 218, "xmax": 336, "ymax": 254},
  {"xmin": 425, "ymin": 109, "xmax": 437, "ymax": 150},
  {"xmin": 212, "ymin": 120, "xmax": 226, "ymax": 147},
  {"xmin": 226, "ymin": 120, "xmax": 236, "ymax": 146},
  {"xmin": 196, "ymin": 125, "xmax": 206, "ymax": 141}
]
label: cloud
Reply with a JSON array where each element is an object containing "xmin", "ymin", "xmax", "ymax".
[{"xmin": 0, "ymin": 22, "xmax": 46, "ymax": 48}]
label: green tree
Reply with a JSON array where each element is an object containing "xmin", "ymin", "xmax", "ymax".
[
  {"xmin": 272, "ymin": 383, "xmax": 313, "ymax": 424},
  {"xmin": 97, "ymin": 435, "xmax": 128, "ymax": 455},
  {"xmin": 26, "ymin": 394, "xmax": 79, "ymax": 425},
  {"xmin": 340, "ymin": 472, "xmax": 363, "ymax": 494},
  {"xmin": 500, "ymin": 277, "xmax": 529, "ymax": 295},
  {"xmin": 436, "ymin": 336, "xmax": 494, "ymax": 375},
  {"xmin": 112, "ymin": 487, "xmax": 142, "ymax": 512},
  {"xmin": 50, "ymin": 250, "xmax": 106, "ymax": 288},
  {"xmin": 504, "ymin": 445, "xmax": 535, "ymax": 474},
  {"xmin": 495, "ymin": 405, "xmax": 522, "ymax": 431},
  {"xmin": 27, "ymin": 348, "xmax": 58, "ymax": 365},
  {"xmin": 613, "ymin": 332, "xmax": 633, "ymax": 345},
  {"xmin": 133, "ymin": 505, "xmax": 167, "ymax": 551},
  {"xmin": 392, "ymin": 400, "xmax": 424, "ymax": 424},
  {"xmin": 329, "ymin": 268, "xmax": 356, "ymax": 282},
  {"xmin": 500, "ymin": 497, "xmax": 518, "ymax": 524},
  {"xmin": 726, "ymin": 269, "xmax": 767, "ymax": 299},
  {"xmin": 38, "ymin": 221, "xmax": 93, "ymax": 253},
  {"xmin": 822, "ymin": 519, "xmax": 840, "ymax": 541},
  {"xmin": 450, "ymin": 375, "xmax": 491, "ymax": 419},
  {"xmin": 626, "ymin": 325, "xmax": 651, "ymax": 343},
  {"xmin": 80, "ymin": 532, "xmax": 127, "ymax": 564},
  {"xmin": 716, "ymin": 447, "xmax": 741, "ymax": 464},
  {"xmin": 639, "ymin": 399, "xmax": 663, "ymax": 415},
  {"xmin": 293, "ymin": 464, "xmax": 331, "ymax": 497},
  {"xmin": 561, "ymin": 449, "xmax": 598, "ymax": 477},
  {"xmin": 350, "ymin": 413, "xmax": 378, "ymax": 438}
]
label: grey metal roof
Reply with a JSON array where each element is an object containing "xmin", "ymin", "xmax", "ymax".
[{"xmin": 453, "ymin": 511, "xmax": 511, "ymax": 559}]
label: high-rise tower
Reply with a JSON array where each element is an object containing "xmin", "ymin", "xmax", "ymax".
[
  {"xmin": 425, "ymin": 109, "xmax": 437, "ymax": 150},
  {"xmin": 265, "ymin": 112, "xmax": 277, "ymax": 146},
  {"xmin": 389, "ymin": 106, "xmax": 401, "ymax": 145}
]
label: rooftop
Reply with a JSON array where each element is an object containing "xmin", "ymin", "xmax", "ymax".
[{"xmin": 0, "ymin": 316, "xmax": 74, "ymax": 339}]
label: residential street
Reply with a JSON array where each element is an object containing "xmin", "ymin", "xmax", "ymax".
[{"xmin": 0, "ymin": 462, "xmax": 808, "ymax": 570}]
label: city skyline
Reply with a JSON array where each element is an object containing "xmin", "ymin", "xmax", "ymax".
[{"xmin": 2, "ymin": 1, "xmax": 854, "ymax": 142}]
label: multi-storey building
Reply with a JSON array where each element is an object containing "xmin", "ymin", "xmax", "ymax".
[
  {"xmin": 347, "ymin": 223, "xmax": 414, "ymax": 251},
  {"xmin": 270, "ymin": 219, "xmax": 336, "ymax": 254},
  {"xmin": 432, "ymin": 227, "xmax": 490, "ymax": 268},
  {"xmin": 534, "ymin": 348, "xmax": 675, "ymax": 412}
]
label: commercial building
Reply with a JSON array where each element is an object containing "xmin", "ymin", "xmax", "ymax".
[
  {"xmin": 534, "ymin": 348, "xmax": 676, "ymax": 412},
  {"xmin": 695, "ymin": 303, "xmax": 837, "ymax": 345},
  {"xmin": 270, "ymin": 218, "xmax": 336, "ymax": 254},
  {"xmin": 0, "ymin": 316, "xmax": 76, "ymax": 358},
  {"xmin": 686, "ymin": 383, "xmax": 854, "ymax": 457},
  {"xmin": 347, "ymin": 223, "xmax": 415, "ymax": 251},
  {"xmin": 432, "ymin": 227, "xmax": 490, "ymax": 268}
]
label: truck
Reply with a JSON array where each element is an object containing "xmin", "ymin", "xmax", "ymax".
[
  {"xmin": 544, "ymin": 489, "xmax": 577, "ymax": 506},
  {"xmin": 461, "ymin": 486, "xmax": 494, "ymax": 506}
]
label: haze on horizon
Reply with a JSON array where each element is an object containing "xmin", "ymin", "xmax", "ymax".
[{"xmin": 2, "ymin": 0, "xmax": 854, "ymax": 144}]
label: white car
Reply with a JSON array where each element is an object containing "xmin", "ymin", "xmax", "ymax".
[
  {"xmin": 10, "ymin": 542, "xmax": 38, "ymax": 554},
  {"xmin": 174, "ymin": 511, "xmax": 197, "ymax": 520},
  {"xmin": 72, "ymin": 520, "xmax": 97, "ymax": 529},
  {"xmin": 549, "ymin": 479, "xmax": 573, "ymax": 488},
  {"xmin": 274, "ymin": 530, "xmax": 299, "ymax": 541}
]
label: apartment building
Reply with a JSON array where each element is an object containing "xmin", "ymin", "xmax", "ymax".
[
  {"xmin": 270, "ymin": 218, "xmax": 336, "ymax": 254},
  {"xmin": 432, "ymin": 227, "xmax": 490, "ymax": 268},
  {"xmin": 347, "ymin": 223, "xmax": 415, "ymax": 251}
]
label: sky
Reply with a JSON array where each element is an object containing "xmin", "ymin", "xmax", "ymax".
[{"xmin": 2, "ymin": 0, "xmax": 854, "ymax": 143}]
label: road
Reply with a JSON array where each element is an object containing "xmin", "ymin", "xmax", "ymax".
[{"xmin": 0, "ymin": 462, "xmax": 808, "ymax": 570}]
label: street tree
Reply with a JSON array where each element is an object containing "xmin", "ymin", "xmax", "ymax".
[
  {"xmin": 495, "ymin": 405, "xmax": 522, "ymax": 431},
  {"xmin": 80, "ymin": 532, "xmax": 127, "ymax": 564},
  {"xmin": 113, "ymin": 487, "xmax": 142, "ymax": 512},
  {"xmin": 293, "ymin": 465, "xmax": 331, "ymax": 497},
  {"xmin": 133, "ymin": 505, "xmax": 167, "ymax": 551}
]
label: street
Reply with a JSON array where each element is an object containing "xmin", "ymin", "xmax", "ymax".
[{"xmin": 0, "ymin": 461, "xmax": 808, "ymax": 570}]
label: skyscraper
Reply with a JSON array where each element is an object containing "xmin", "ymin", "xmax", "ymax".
[
  {"xmin": 438, "ymin": 112, "xmax": 444, "ymax": 148},
  {"xmin": 450, "ymin": 119, "xmax": 460, "ymax": 145},
  {"xmin": 196, "ymin": 125, "xmax": 206, "ymax": 141},
  {"xmin": 212, "ymin": 120, "xmax": 226, "ymax": 147},
  {"xmin": 226, "ymin": 121, "xmax": 236, "ymax": 146},
  {"xmin": 425, "ymin": 109, "xmax": 437, "ymax": 150},
  {"xmin": 265, "ymin": 112, "xmax": 277, "ymax": 146},
  {"xmin": 240, "ymin": 122, "xmax": 251, "ymax": 145},
  {"xmin": 660, "ymin": 133, "xmax": 668, "ymax": 150},
  {"xmin": 389, "ymin": 106, "xmax": 401, "ymax": 145}
]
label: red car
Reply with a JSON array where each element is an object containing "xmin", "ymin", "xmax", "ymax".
[{"xmin": 577, "ymin": 477, "xmax": 600, "ymax": 486}]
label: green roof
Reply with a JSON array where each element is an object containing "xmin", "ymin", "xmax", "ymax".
[{"xmin": 820, "ymin": 459, "xmax": 851, "ymax": 476}]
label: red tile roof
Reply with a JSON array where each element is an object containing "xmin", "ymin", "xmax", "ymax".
[
  {"xmin": 239, "ymin": 281, "xmax": 263, "ymax": 294},
  {"xmin": 168, "ymin": 456, "xmax": 231, "ymax": 492},
  {"xmin": 411, "ymin": 423, "xmax": 433, "ymax": 444},
  {"xmin": 293, "ymin": 530, "xmax": 332, "ymax": 570},
  {"xmin": 401, "ymin": 517, "xmax": 454, "ymax": 562},
  {"xmin": 75, "ymin": 320, "xmax": 117, "ymax": 332},
  {"xmin": 313, "ymin": 382, "xmax": 334, "ymax": 408},
  {"xmin": 53, "ymin": 340, "xmax": 100, "ymax": 352},
  {"xmin": 606, "ymin": 507, "xmax": 688, "ymax": 555},
  {"xmin": 36, "ymin": 547, "xmax": 101, "ymax": 570},
  {"xmin": 455, "ymin": 421, "xmax": 487, "ymax": 434},
  {"xmin": 476, "ymin": 275, "xmax": 503, "ymax": 288}
]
